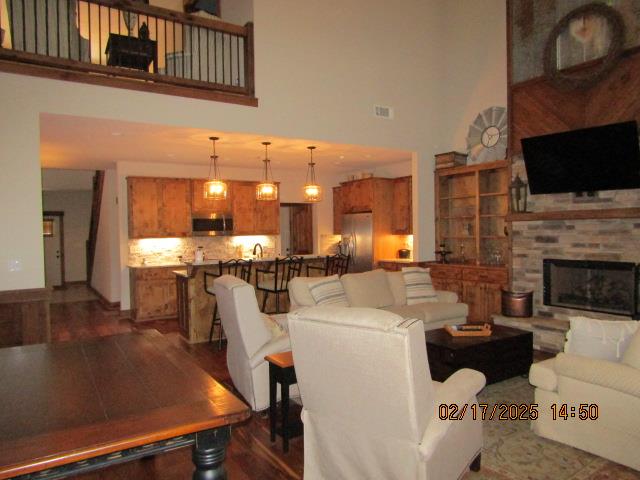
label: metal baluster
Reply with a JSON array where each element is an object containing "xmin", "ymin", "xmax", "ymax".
[
  {"xmin": 56, "ymin": 0, "xmax": 60, "ymax": 56},
  {"xmin": 87, "ymin": 2, "xmax": 92, "ymax": 64},
  {"xmin": 77, "ymin": 0, "xmax": 81, "ymax": 60},
  {"xmin": 163, "ymin": 17, "xmax": 167, "ymax": 76},
  {"xmin": 206, "ymin": 28, "xmax": 210, "ymax": 83},
  {"xmin": 236, "ymin": 35, "xmax": 240, "ymax": 86},
  {"xmin": 33, "ymin": 0, "xmax": 37, "ymax": 53},
  {"xmin": 213, "ymin": 27, "xmax": 217, "ymax": 83},
  {"xmin": 98, "ymin": 4, "xmax": 102, "ymax": 64},
  {"xmin": 66, "ymin": 0, "xmax": 71, "ymax": 59},
  {"xmin": 172, "ymin": 21, "xmax": 176, "ymax": 76},
  {"xmin": 45, "ymin": 0, "xmax": 49, "ymax": 55},
  {"xmin": 221, "ymin": 31, "xmax": 225, "ymax": 85},
  {"xmin": 21, "ymin": 0, "xmax": 26, "ymax": 51},
  {"xmin": 155, "ymin": 15, "xmax": 158, "ymax": 74},
  {"xmin": 7, "ymin": 0, "xmax": 13, "ymax": 50}
]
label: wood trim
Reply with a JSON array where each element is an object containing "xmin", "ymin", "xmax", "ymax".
[
  {"xmin": 0, "ymin": 288, "xmax": 52, "ymax": 304},
  {"xmin": 0, "ymin": 59, "xmax": 258, "ymax": 107},
  {"xmin": 43, "ymin": 212, "xmax": 66, "ymax": 287},
  {"xmin": 88, "ymin": 285, "xmax": 121, "ymax": 311},
  {"xmin": 435, "ymin": 159, "xmax": 508, "ymax": 176},
  {"xmin": 506, "ymin": 207, "xmax": 640, "ymax": 222}
]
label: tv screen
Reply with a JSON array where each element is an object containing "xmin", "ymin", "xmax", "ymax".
[{"xmin": 521, "ymin": 121, "xmax": 640, "ymax": 195}]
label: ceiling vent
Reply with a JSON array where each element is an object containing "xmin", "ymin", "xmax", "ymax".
[{"xmin": 374, "ymin": 105, "xmax": 394, "ymax": 120}]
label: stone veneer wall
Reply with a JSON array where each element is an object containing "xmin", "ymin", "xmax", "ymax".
[
  {"xmin": 511, "ymin": 156, "xmax": 640, "ymax": 321},
  {"xmin": 128, "ymin": 235, "xmax": 279, "ymax": 266}
]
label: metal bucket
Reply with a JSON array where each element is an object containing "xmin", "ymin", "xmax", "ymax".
[{"xmin": 501, "ymin": 289, "xmax": 533, "ymax": 317}]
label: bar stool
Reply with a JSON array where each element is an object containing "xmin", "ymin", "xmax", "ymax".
[
  {"xmin": 306, "ymin": 253, "xmax": 351, "ymax": 277},
  {"xmin": 204, "ymin": 258, "xmax": 253, "ymax": 349},
  {"xmin": 255, "ymin": 255, "xmax": 304, "ymax": 313}
]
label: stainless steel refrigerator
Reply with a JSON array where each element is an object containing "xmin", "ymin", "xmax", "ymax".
[{"xmin": 341, "ymin": 212, "xmax": 373, "ymax": 272}]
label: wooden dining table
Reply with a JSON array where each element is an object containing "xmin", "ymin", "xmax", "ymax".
[{"xmin": 0, "ymin": 329, "xmax": 250, "ymax": 479}]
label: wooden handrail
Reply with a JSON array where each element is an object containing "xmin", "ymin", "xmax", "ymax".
[{"xmin": 91, "ymin": 0, "xmax": 250, "ymax": 36}]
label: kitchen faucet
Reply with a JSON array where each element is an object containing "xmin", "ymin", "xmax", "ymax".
[{"xmin": 252, "ymin": 243, "xmax": 263, "ymax": 259}]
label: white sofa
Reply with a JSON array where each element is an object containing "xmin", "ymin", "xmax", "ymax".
[
  {"xmin": 288, "ymin": 269, "xmax": 468, "ymax": 331},
  {"xmin": 288, "ymin": 306, "xmax": 485, "ymax": 479},
  {"xmin": 529, "ymin": 318, "xmax": 640, "ymax": 470}
]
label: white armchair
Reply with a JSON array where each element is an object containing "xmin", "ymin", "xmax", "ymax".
[
  {"xmin": 288, "ymin": 306, "xmax": 485, "ymax": 479},
  {"xmin": 213, "ymin": 275, "xmax": 297, "ymax": 411}
]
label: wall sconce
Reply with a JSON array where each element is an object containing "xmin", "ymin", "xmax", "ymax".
[{"xmin": 509, "ymin": 174, "xmax": 528, "ymax": 213}]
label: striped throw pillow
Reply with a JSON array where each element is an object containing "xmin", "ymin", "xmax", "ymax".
[
  {"xmin": 308, "ymin": 275, "xmax": 349, "ymax": 307},
  {"xmin": 402, "ymin": 267, "xmax": 437, "ymax": 305}
]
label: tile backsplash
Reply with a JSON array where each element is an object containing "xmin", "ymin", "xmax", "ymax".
[{"xmin": 128, "ymin": 236, "xmax": 279, "ymax": 266}]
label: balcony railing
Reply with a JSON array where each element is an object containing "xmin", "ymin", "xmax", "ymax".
[{"xmin": 0, "ymin": 0, "xmax": 255, "ymax": 105}]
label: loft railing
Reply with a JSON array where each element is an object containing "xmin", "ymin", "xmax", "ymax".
[{"xmin": 0, "ymin": 0, "xmax": 255, "ymax": 104}]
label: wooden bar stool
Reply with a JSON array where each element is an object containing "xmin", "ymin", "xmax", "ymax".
[
  {"xmin": 256, "ymin": 256, "xmax": 303, "ymax": 313},
  {"xmin": 204, "ymin": 258, "xmax": 253, "ymax": 349}
]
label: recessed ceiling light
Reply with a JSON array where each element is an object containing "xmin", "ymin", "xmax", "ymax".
[
  {"xmin": 111, "ymin": 132, "xmax": 122, "ymax": 136},
  {"xmin": 167, "ymin": 153, "xmax": 176, "ymax": 158},
  {"xmin": 365, "ymin": 154, "xmax": 371, "ymax": 158},
  {"xmin": 333, "ymin": 161, "xmax": 342, "ymax": 165},
  {"xmin": 339, "ymin": 155, "xmax": 345, "ymax": 160}
]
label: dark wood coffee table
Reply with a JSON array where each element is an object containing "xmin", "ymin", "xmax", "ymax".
[
  {"xmin": 425, "ymin": 325, "xmax": 533, "ymax": 384},
  {"xmin": 0, "ymin": 329, "xmax": 250, "ymax": 479}
]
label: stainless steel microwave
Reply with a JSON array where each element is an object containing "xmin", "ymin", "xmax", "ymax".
[{"xmin": 192, "ymin": 216, "xmax": 233, "ymax": 236}]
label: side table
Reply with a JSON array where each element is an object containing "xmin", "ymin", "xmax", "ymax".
[{"xmin": 265, "ymin": 351, "xmax": 302, "ymax": 452}]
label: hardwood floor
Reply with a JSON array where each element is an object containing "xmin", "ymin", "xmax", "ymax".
[{"xmin": 50, "ymin": 299, "xmax": 304, "ymax": 480}]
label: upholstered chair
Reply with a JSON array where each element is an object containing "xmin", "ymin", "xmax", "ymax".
[
  {"xmin": 288, "ymin": 306, "xmax": 486, "ymax": 479},
  {"xmin": 214, "ymin": 275, "xmax": 296, "ymax": 411}
]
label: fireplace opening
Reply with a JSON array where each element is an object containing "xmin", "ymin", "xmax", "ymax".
[{"xmin": 543, "ymin": 259, "xmax": 639, "ymax": 318}]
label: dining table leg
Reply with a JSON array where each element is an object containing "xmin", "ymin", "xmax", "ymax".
[{"xmin": 192, "ymin": 426, "xmax": 231, "ymax": 480}]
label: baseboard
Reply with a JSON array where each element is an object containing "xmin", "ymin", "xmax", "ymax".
[
  {"xmin": 88, "ymin": 285, "xmax": 121, "ymax": 311},
  {"xmin": 65, "ymin": 280, "xmax": 87, "ymax": 286}
]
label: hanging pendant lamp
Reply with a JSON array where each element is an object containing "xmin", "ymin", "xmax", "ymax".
[
  {"xmin": 256, "ymin": 141, "xmax": 278, "ymax": 201},
  {"xmin": 203, "ymin": 136, "xmax": 228, "ymax": 200},
  {"xmin": 303, "ymin": 146, "xmax": 322, "ymax": 202}
]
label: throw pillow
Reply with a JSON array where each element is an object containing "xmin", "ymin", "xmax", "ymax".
[
  {"xmin": 340, "ymin": 269, "xmax": 395, "ymax": 308},
  {"xmin": 564, "ymin": 316, "xmax": 640, "ymax": 362},
  {"xmin": 402, "ymin": 267, "xmax": 437, "ymax": 305},
  {"xmin": 622, "ymin": 329, "xmax": 640, "ymax": 369},
  {"xmin": 308, "ymin": 274, "xmax": 349, "ymax": 307},
  {"xmin": 261, "ymin": 313, "xmax": 285, "ymax": 338}
]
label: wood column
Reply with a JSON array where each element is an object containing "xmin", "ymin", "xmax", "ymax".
[{"xmin": 0, "ymin": 288, "xmax": 52, "ymax": 347}]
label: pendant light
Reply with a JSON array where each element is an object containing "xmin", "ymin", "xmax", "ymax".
[
  {"xmin": 203, "ymin": 136, "xmax": 227, "ymax": 200},
  {"xmin": 303, "ymin": 146, "xmax": 322, "ymax": 202},
  {"xmin": 256, "ymin": 141, "xmax": 278, "ymax": 201}
]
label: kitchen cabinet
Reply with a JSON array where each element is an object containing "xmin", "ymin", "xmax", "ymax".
[
  {"xmin": 128, "ymin": 177, "xmax": 191, "ymax": 238},
  {"xmin": 333, "ymin": 187, "xmax": 343, "ymax": 234},
  {"xmin": 341, "ymin": 178, "xmax": 374, "ymax": 213},
  {"xmin": 130, "ymin": 267, "xmax": 178, "ymax": 321},
  {"xmin": 429, "ymin": 263, "xmax": 507, "ymax": 323},
  {"xmin": 191, "ymin": 179, "xmax": 232, "ymax": 215},
  {"xmin": 232, "ymin": 181, "xmax": 279, "ymax": 235},
  {"xmin": 392, "ymin": 176, "xmax": 412, "ymax": 234}
]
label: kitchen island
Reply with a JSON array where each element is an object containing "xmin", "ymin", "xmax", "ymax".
[{"xmin": 173, "ymin": 255, "xmax": 324, "ymax": 344}]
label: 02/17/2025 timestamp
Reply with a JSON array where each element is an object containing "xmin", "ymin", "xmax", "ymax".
[{"xmin": 551, "ymin": 403, "xmax": 599, "ymax": 420}]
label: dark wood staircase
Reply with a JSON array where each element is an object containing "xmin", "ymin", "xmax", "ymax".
[{"xmin": 86, "ymin": 171, "xmax": 105, "ymax": 284}]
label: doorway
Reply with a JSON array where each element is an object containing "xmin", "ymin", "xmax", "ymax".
[
  {"xmin": 43, "ymin": 211, "xmax": 65, "ymax": 288},
  {"xmin": 280, "ymin": 203, "xmax": 313, "ymax": 255}
]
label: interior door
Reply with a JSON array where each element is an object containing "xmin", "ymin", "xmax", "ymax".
[
  {"xmin": 289, "ymin": 204, "xmax": 313, "ymax": 254},
  {"xmin": 43, "ymin": 216, "xmax": 63, "ymax": 287}
]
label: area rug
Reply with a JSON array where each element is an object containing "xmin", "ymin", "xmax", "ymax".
[{"xmin": 463, "ymin": 376, "xmax": 640, "ymax": 480}]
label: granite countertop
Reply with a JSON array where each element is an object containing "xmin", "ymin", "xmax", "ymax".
[
  {"xmin": 128, "ymin": 262, "xmax": 185, "ymax": 269},
  {"xmin": 128, "ymin": 254, "xmax": 324, "ymax": 269},
  {"xmin": 172, "ymin": 269, "xmax": 189, "ymax": 278},
  {"xmin": 378, "ymin": 258, "xmax": 417, "ymax": 263}
]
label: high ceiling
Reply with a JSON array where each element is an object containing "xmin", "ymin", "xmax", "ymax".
[{"xmin": 40, "ymin": 113, "xmax": 412, "ymax": 173}]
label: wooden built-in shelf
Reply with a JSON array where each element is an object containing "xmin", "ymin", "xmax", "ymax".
[{"xmin": 506, "ymin": 208, "xmax": 640, "ymax": 222}]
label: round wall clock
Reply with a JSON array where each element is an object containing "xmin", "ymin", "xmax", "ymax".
[{"xmin": 466, "ymin": 106, "xmax": 508, "ymax": 164}]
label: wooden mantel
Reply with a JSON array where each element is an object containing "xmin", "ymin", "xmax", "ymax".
[{"xmin": 506, "ymin": 207, "xmax": 640, "ymax": 222}]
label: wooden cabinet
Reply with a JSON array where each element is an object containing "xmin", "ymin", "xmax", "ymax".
[
  {"xmin": 176, "ymin": 275, "xmax": 190, "ymax": 338},
  {"xmin": 191, "ymin": 179, "xmax": 232, "ymax": 215},
  {"xmin": 128, "ymin": 177, "xmax": 191, "ymax": 238},
  {"xmin": 429, "ymin": 264, "xmax": 507, "ymax": 323},
  {"xmin": 341, "ymin": 178, "xmax": 374, "ymax": 213},
  {"xmin": 128, "ymin": 177, "xmax": 161, "ymax": 238},
  {"xmin": 333, "ymin": 187, "xmax": 343, "ymax": 234},
  {"xmin": 130, "ymin": 267, "xmax": 178, "ymax": 321},
  {"xmin": 232, "ymin": 181, "xmax": 279, "ymax": 235},
  {"xmin": 392, "ymin": 176, "xmax": 412, "ymax": 234},
  {"xmin": 435, "ymin": 160, "xmax": 508, "ymax": 264}
]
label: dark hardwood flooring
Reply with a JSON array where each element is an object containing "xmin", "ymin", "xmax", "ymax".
[{"xmin": 50, "ymin": 300, "xmax": 304, "ymax": 480}]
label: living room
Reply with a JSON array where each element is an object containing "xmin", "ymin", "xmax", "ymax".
[{"xmin": 1, "ymin": 1, "xmax": 640, "ymax": 479}]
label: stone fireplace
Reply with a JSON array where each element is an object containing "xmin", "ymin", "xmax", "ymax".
[{"xmin": 543, "ymin": 259, "xmax": 638, "ymax": 318}]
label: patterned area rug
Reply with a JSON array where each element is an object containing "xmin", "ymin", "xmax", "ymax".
[{"xmin": 463, "ymin": 377, "xmax": 640, "ymax": 480}]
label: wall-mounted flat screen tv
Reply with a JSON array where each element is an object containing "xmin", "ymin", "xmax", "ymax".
[{"xmin": 521, "ymin": 121, "xmax": 640, "ymax": 195}]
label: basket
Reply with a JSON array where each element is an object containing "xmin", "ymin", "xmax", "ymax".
[{"xmin": 445, "ymin": 323, "xmax": 492, "ymax": 337}]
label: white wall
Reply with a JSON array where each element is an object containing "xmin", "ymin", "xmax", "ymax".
[
  {"xmin": 0, "ymin": 0, "xmax": 507, "ymax": 294},
  {"xmin": 91, "ymin": 169, "xmax": 120, "ymax": 302},
  {"xmin": 342, "ymin": 160, "xmax": 411, "ymax": 182},
  {"xmin": 42, "ymin": 169, "xmax": 94, "ymax": 190},
  {"xmin": 42, "ymin": 190, "xmax": 92, "ymax": 282}
]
